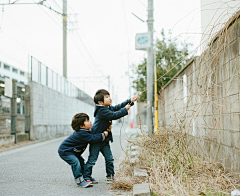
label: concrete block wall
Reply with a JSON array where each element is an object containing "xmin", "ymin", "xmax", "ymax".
[
  {"xmin": 0, "ymin": 114, "xmax": 25, "ymax": 134},
  {"xmin": 29, "ymin": 81, "xmax": 94, "ymax": 140},
  {"xmin": 159, "ymin": 12, "xmax": 240, "ymax": 171}
]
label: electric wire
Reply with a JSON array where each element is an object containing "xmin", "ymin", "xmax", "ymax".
[
  {"xmin": 33, "ymin": 0, "xmax": 100, "ymax": 77},
  {"xmin": 51, "ymin": 0, "xmax": 62, "ymax": 11},
  {"xmin": 44, "ymin": 0, "xmax": 107, "ymax": 78},
  {"xmin": 66, "ymin": 1, "xmax": 107, "ymax": 78}
]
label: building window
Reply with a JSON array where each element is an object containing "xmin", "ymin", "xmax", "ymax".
[
  {"xmin": 20, "ymin": 71, "xmax": 25, "ymax": 76},
  {"xmin": 4, "ymin": 64, "xmax": 10, "ymax": 70},
  {"xmin": 12, "ymin": 68, "xmax": 18, "ymax": 73}
]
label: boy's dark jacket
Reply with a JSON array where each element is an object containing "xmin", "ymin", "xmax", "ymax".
[
  {"xmin": 91, "ymin": 98, "xmax": 133, "ymax": 143},
  {"xmin": 58, "ymin": 128, "xmax": 105, "ymax": 156}
]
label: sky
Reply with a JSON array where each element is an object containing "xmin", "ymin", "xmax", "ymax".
[{"xmin": 0, "ymin": 0, "xmax": 201, "ymax": 103}]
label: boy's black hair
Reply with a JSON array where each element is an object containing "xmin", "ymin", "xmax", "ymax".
[
  {"xmin": 71, "ymin": 113, "xmax": 89, "ymax": 131},
  {"xmin": 94, "ymin": 89, "xmax": 110, "ymax": 104}
]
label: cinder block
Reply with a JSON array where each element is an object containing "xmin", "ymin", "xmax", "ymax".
[
  {"xmin": 130, "ymin": 157, "xmax": 139, "ymax": 164},
  {"xmin": 230, "ymin": 113, "xmax": 240, "ymax": 131},
  {"xmin": 232, "ymin": 130, "xmax": 239, "ymax": 149},
  {"xmin": 223, "ymin": 114, "xmax": 231, "ymax": 130},
  {"xmin": 220, "ymin": 129, "xmax": 232, "ymax": 146},
  {"xmin": 229, "ymin": 58, "xmax": 239, "ymax": 80},
  {"xmin": 226, "ymin": 76, "xmax": 239, "ymax": 97},
  {"xmin": 133, "ymin": 183, "xmax": 150, "ymax": 196},
  {"xmin": 130, "ymin": 145, "xmax": 139, "ymax": 151},
  {"xmin": 229, "ymin": 38, "xmax": 239, "ymax": 62},
  {"xmin": 134, "ymin": 167, "xmax": 148, "ymax": 178},
  {"xmin": 130, "ymin": 151, "xmax": 138, "ymax": 158}
]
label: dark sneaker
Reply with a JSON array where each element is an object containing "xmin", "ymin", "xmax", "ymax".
[
  {"xmin": 75, "ymin": 177, "xmax": 92, "ymax": 188},
  {"xmin": 106, "ymin": 176, "xmax": 115, "ymax": 184},
  {"xmin": 86, "ymin": 177, "xmax": 98, "ymax": 184},
  {"xmin": 78, "ymin": 180, "xmax": 92, "ymax": 188}
]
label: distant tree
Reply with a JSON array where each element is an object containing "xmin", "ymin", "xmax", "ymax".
[{"xmin": 132, "ymin": 29, "xmax": 192, "ymax": 102}]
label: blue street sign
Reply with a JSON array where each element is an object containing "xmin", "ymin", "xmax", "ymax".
[{"xmin": 137, "ymin": 36, "xmax": 149, "ymax": 44}]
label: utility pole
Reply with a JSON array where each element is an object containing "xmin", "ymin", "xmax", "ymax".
[
  {"xmin": 147, "ymin": 0, "xmax": 154, "ymax": 134},
  {"xmin": 108, "ymin": 75, "xmax": 110, "ymax": 91},
  {"xmin": 11, "ymin": 80, "xmax": 17, "ymax": 143},
  {"xmin": 63, "ymin": 0, "xmax": 67, "ymax": 78}
]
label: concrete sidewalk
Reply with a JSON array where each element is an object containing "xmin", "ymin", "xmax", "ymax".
[{"xmin": 0, "ymin": 140, "xmax": 44, "ymax": 152}]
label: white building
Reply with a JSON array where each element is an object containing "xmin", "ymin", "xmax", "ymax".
[
  {"xmin": 0, "ymin": 61, "xmax": 28, "ymax": 84},
  {"xmin": 0, "ymin": 61, "xmax": 28, "ymax": 115},
  {"xmin": 200, "ymin": 0, "xmax": 240, "ymax": 51}
]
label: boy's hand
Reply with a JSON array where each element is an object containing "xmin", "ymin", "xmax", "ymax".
[
  {"xmin": 125, "ymin": 103, "xmax": 131, "ymax": 111},
  {"xmin": 107, "ymin": 125, "xmax": 112, "ymax": 132},
  {"xmin": 131, "ymin": 95, "xmax": 139, "ymax": 102},
  {"xmin": 104, "ymin": 131, "xmax": 109, "ymax": 137}
]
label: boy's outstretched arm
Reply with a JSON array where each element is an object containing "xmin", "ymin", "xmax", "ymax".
[
  {"xmin": 111, "ymin": 95, "xmax": 139, "ymax": 111},
  {"xmin": 81, "ymin": 131, "xmax": 108, "ymax": 144},
  {"xmin": 99, "ymin": 105, "xmax": 130, "ymax": 120}
]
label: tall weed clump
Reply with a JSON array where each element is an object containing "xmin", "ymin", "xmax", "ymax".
[{"xmin": 112, "ymin": 127, "xmax": 239, "ymax": 196}]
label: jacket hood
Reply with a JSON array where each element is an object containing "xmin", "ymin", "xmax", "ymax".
[{"xmin": 94, "ymin": 104, "xmax": 108, "ymax": 117}]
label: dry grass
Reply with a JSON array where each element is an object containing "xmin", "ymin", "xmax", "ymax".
[{"xmin": 111, "ymin": 128, "xmax": 240, "ymax": 196}]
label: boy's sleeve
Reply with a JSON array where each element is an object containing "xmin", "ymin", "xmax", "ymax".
[
  {"xmin": 100, "ymin": 107, "xmax": 128, "ymax": 120},
  {"xmin": 81, "ymin": 132, "xmax": 106, "ymax": 143},
  {"xmin": 111, "ymin": 99, "xmax": 132, "ymax": 111}
]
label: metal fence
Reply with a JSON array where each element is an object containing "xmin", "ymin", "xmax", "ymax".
[
  {"xmin": 0, "ymin": 80, "xmax": 25, "ymax": 115},
  {"xmin": 0, "ymin": 80, "xmax": 28, "ymax": 136},
  {"xmin": 30, "ymin": 56, "xmax": 93, "ymax": 105}
]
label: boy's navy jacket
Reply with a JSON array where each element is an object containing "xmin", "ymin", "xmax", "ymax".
[
  {"xmin": 91, "ymin": 98, "xmax": 133, "ymax": 143},
  {"xmin": 58, "ymin": 128, "xmax": 105, "ymax": 156}
]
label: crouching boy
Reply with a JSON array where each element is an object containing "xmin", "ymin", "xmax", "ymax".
[{"xmin": 58, "ymin": 113, "xmax": 109, "ymax": 188}]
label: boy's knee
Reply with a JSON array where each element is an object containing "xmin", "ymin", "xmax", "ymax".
[
  {"xmin": 88, "ymin": 154, "xmax": 98, "ymax": 163},
  {"xmin": 71, "ymin": 161, "xmax": 80, "ymax": 168},
  {"xmin": 106, "ymin": 157, "xmax": 114, "ymax": 163},
  {"xmin": 87, "ymin": 160, "xmax": 96, "ymax": 166}
]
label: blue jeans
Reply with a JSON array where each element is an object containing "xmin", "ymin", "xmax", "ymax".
[
  {"xmin": 84, "ymin": 142, "xmax": 114, "ymax": 179},
  {"xmin": 59, "ymin": 153, "xmax": 85, "ymax": 179}
]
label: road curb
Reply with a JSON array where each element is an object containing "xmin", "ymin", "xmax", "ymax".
[{"xmin": 128, "ymin": 133, "xmax": 151, "ymax": 196}]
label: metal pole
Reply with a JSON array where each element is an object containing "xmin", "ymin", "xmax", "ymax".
[
  {"xmin": 24, "ymin": 85, "xmax": 30, "ymax": 139},
  {"xmin": 63, "ymin": 0, "xmax": 67, "ymax": 78},
  {"xmin": 0, "ymin": 94, "xmax": 2, "ymax": 115},
  {"xmin": 147, "ymin": 0, "xmax": 154, "ymax": 134},
  {"xmin": 11, "ymin": 80, "xmax": 17, "ymax": 143},
  {"xmin": 154, "ymin": 49, "xmax": 159, "ymax": 135}
]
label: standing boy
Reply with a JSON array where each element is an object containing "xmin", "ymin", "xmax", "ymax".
[
  {"xmin": 58, "ymin": 113, "xmax": 109, "ymax": 188},
  {"xmin": 84, "ymin": 89, "xmax": 138, "ymax": 183}
]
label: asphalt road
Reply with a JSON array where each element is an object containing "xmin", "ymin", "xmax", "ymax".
[{"xmin": 0, "ymin": 123, "xmax": 138, "ymax": 196}]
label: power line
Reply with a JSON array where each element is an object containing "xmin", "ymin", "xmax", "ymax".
[
  {"xmin": 65, "ymin": 1, "xmax": 106, "ymax": 77},
  {"xmin": 41, "ymin": 3, "xmax": 62, "ymax": 15},
  {"xmin": 73, "ymin": 31, "xmax": 106, "ymax": 77},
  {"xmin": 51, "ymin": 0, "xmax": 62, "ymax": 11},
  {"xmin": 2, "ymin": 0, "xmax": 107, "ymax": 80},
  {"xmin": 36, "ymin": 0, "xmax": 106, "ymax": 77},
  {"xmin": 32, "ymin": 0, "xmax": 96, "ymax": 74}
]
